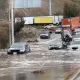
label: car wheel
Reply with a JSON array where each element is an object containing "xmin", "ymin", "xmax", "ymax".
[
  {"xmin": 49, "ymin": 47, "xmax": 54, "ymax": 50},
  {"xmin": 55, "ymin": 47, "xmax": 60, "ymax": 50},
  {"xmin": 49, "ymin": 31, "xmax": 52, "ymax": 34},
  {"xmin": 17, "ymin": 52, "xmax": 20, "ymax": 54},
  {"xmin": 40, "ymin": 36, "xmax": 42, "ymax": 39}
]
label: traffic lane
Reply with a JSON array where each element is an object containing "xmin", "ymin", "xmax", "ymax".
[
  {"xmin": 37, "ymin": 32, "xmax": 61, "ymax": 45},
  {"xmin": 0, "ymin": 50, "xmax": 80, "ymax": 80},
  {"xmin": 0, "ymin": 33, "xmax": 80, "ymax": 80},
  {"xmin": 30, "ymin": 33, "xmax": 61, "ymax": 52},
  {"xmin": 1, "ymin": 43, "xmax": 80, "ymax": 68},
  {"xmin": 0, "ymin": 50, "xmax": 80, "ymax": 70},
  {"xmin": 1, "ymin": 43, "xmax": 80, "ymax": 64},
  {"xmin": 49, "ymin": 50, "xmax": 80, "ymax": 61},
  {"xmin": 0, "ymin": 60, "xmax": 79, "ymax": 80}
]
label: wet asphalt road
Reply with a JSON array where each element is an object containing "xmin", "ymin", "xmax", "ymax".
[{"xmin": 0, "ymin": 33, "xmax": 80, "ymax": 80}]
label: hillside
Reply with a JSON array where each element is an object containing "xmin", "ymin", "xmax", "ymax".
[
  {"xmin": 15, "ymin": 0, "xmax": 72, "ymax": 17},
  {"xmin": 0, "ymin": 0, "xmax": 80, "ymax": 19},
  {"xmin": 0, "ymin": 0, "xmax": 8, "ymax": 19}
]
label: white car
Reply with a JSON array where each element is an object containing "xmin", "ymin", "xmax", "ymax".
[
  {"xmin": 68, "ymin": 39, "xmax": 80, "ymax": 51},
  {"xmin": 44, "ymin": 24, "xmax": 55, "ymax": 29},
  {"xmin": 55, "ymin": 28, "xmax": 61, "ymax": 33},
  {"xmin": 49, "ymin": 38, "xmax": 63, "ymax": 50}
]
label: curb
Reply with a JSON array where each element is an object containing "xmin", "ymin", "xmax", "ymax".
[{"xmin": 64, "ymin": 67, "xmax": 80, "ymax": 80}]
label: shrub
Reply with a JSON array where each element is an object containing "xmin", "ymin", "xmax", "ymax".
[{"xmin": 63, "ymin": 2, "xmax": 79, "ymax": 18}]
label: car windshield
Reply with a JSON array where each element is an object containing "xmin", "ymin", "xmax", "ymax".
[{"xmin": 11, "ymin": 43, "xmax": 25, "ymax": 49}]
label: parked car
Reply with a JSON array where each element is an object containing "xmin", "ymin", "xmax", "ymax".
[
  {"xmin": 68, "ymin": 39, "xmax": 80, "ymax": 50},
  {"xmin": 48, "ymin": 38, "xmax": 63, "ymax": 50},
  {"xmin": 40, "ymin": 31, "xmax": 51, "ymax": 39},
  {"xmin": 7, "ymin": 42, "xmax": 31, "ymax": 54},
  {"xmin": 55, "ymin": 28, "xmax": 61, "ymax": 34}
]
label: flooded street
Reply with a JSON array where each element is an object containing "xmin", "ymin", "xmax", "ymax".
[
  {"xmin": 0, "ymin": 0, "xmax": 80, "ymax": 80},
  {"xmin": 0, "ymin": 50, "xmax": 80, "ymax": 80},
  {"xmin": 0, "ymin": 33, "xmax": 80, "ymax": 80}
]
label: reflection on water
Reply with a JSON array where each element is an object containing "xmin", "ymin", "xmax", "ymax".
[
  {"xmin": 0, "ymin": 51, "xmax": 79, "ymax": 80},
  {"xmin": 16, "ymin": 73, "xmax": 27, "ymax": 80},
  {"xmin": 0, "ymin": 64, "xmax": 76, "ymax": 80},
  {"xmin": 0, "ymin": 75, "xmax": 13, "ymax": 80}
]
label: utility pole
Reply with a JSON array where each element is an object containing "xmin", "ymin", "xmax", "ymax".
[
  {"xmin": 9, "ymin": 0, "xmax": 11, "ymax": 46},
  {"xmin": 49, "ymin": 0, "xmax": 52, "ymax": 16},
  {"xmin": 11, "ymin": 0, "xmax": 14, "ymax": 44}
]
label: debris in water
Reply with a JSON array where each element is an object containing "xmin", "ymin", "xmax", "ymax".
[{"xmin": 31, "ymin": 70, "xmax": 44, "ymax": 74}]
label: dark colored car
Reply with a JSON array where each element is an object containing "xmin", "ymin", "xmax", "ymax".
[
  {"xmin": 7, "ymin": 42, "xmax": 31, "ymax": 54},
  {"xmin": 40, "ymin": 31, "xmax": 51, "ymax": 39}
]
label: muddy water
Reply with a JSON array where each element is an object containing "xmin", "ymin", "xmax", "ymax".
[
  {"xmin": 0, "ymin": 51, "xmax": 79, "ymax": 80},
  {"xmin": 0, "ymin": 64, "xmax": 77, "ymax": 80}
]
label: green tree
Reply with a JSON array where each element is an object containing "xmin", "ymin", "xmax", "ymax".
[{"xmin": 63, "ymin": 2, "xmax": 79, "ymax": 18}]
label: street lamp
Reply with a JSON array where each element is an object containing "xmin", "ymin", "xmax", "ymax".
[
  {"xmin": 11, "ymin": 0, "xmax": 14, "ymax": 45},
  {"xmin": 9, "ymin": 0, "xmax": 11, "ymax": 46},
  {"xmin": 49, "ymin": 0, "xmax": 52, "ymax": 16}
]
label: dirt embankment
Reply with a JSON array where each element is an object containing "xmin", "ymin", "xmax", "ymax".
[{"xmin": 15, "ymin": 25, "xmax": 44, "ymax": 42}]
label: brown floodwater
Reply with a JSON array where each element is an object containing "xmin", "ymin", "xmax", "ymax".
[{"xmin": 0, "ymin": 49, "xmax": 80, "ymax": 80}]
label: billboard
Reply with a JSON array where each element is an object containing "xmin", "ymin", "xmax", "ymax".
[
  {"xmin": 14, "ymin": 0, "xmax": 42, "ymax": 8},
  {"xmin": 23, "ymin": 17, "xmax": 34, "ymax": 24},
  {"xmin": 34, "ymin": 17, "xmax": 53, "ymax": 24}
]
